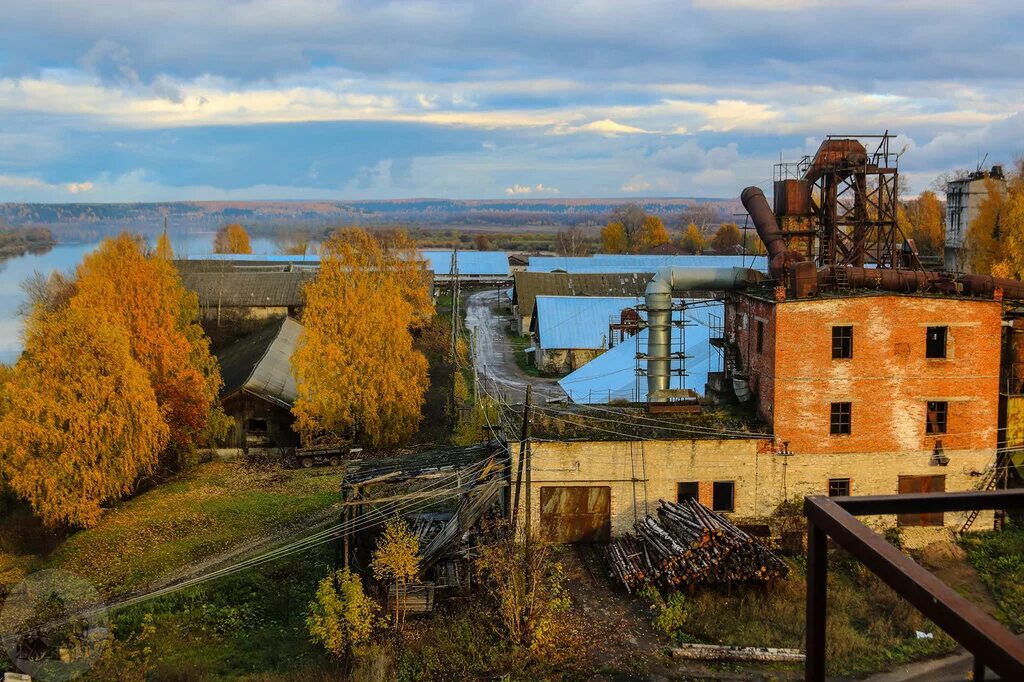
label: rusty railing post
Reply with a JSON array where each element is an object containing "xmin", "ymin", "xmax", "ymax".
[{"xmin": 805, "ymin": 519, "xmax": 827, "ymax": 681}]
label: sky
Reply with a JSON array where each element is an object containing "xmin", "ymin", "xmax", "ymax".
[{"xmin": 0, "ymin": 0, "xmax": 1022, "ymax": 203}]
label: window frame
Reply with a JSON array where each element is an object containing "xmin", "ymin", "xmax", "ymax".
[
  {"xmin": 830, "ymin": 401, "xmax": 852, "ymax": 436},
  {"xmin": 828, "ymin": 478, "xmax": 851, "ymax": 497},
  {"xmin": 712, "ymin": 481, "xmax": 735, "ymax": 512},
  {"xmin": 677, "ymin": 481, "xmax": 699, "ymax": 503},
  {"xmin": 831, "ymin": 325, "xmax": 853, "ymax": 359},
  {"xmin": 926, "ymin": 401, "xmax": 948, "ymax": 435},
  {"xmin": 926, "ymin": 326, "xmax": 948, "ymax": 359}
]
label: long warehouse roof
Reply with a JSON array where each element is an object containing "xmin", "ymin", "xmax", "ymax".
[
  {"xmin": 187, "ymin": 250, "xmax": 510, "ymax": 277},
  {"xmin": 527, "ymin": 254, "xmax": 767, "ymax": 273}
]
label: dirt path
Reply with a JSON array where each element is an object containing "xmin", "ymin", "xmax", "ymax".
[{"xmin": 464, "ymin": 288, "xmax": 563, "ymax": 403}]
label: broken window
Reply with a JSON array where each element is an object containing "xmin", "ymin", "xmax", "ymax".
[
  {"xmin": 677, "ymin": 481, "xmax": 699, "ymax": 503},
  {"xmin": 926, "ymin": 401, "xmax": 948, "ymax": 434},
  {"xmin": 712, "ymin": 481, "xmax": 735, "ymax": 512},
  {"xmin": 246, "ymin": 418, "xmax": 268, "ymax": 434},
  {"xmin": 897, "ymin": 475, "xmax": 946, "ymax": 527},
  {"xmin": 926, "ymin": 326, "xmax": 948, "ymax": 359},
  {"xmin": 830, "ymin": 402, "xmax": 852, "ymax": 435},
  {"xmin": 832, "ymin": 325, "xmax": 853, "ymax": 359},
  {"xmin": 756, "ymin": 320, "xmax": 764, "ymax": 353},
  {"xmin": 828, "ymin": 478, "xmax": 851, "ymax": 497}
]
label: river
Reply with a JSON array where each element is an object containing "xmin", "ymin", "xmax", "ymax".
[{"xmin": 0, "ymin": 232, "xmax": 281, "ymax": 364}]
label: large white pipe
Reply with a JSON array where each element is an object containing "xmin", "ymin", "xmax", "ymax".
[{"xmin": 645, "ymin": 266, "xmax": 762, "ymax": 396}]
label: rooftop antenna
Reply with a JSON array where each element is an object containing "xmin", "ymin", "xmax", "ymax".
[{"xmin": 976, "ymin": 152, "xmax": 989, "ymax": 174}]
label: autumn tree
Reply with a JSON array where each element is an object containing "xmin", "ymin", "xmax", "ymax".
[
  {"xmin": 371, "ymin": 516, "xmax": 421, "ymax": 629},
  {"xmin": 967, "ymin": 177, "xmax": 1013, "ymax": 275},
  {"xmin": 473, "ymin": 234, "xmax": 492, "ymax": 251},
  {"xmin": 710, "ymin": 222, "xmax": 742, "ymax": 253},
  {"xmin": 213, "ymin": 223, "xmax": 253, "ymax": 254},
  {"xmin": 292, "ymin": 228, "xmax": 430, "ymax": 447},
  {"xmin": 72, "ymin": 234, "xmax": 225, "ymax": 455},
  {"xmin": 902, "ymin": 190, "xmax": 945, "ymax": 256},
  {"xmin": 555, "ymin": 226, "xmax": 589, "ymax": 256},
  {"xmin": 0, "ymin": 304, "xmax": 168, "ymax": 527},
  {"xmin": 610, "ymin": 203, "xmax": 647, "ymax": 244},
  {"xmin": 154, "ymin": 231, "xmax": 174, "ymax": 260},
  {"xmin": 275, "ymin": 231, "xmax": 312, "ymax": 256},
  {"xmin": 677, "ymin": 204, "xmax": 718, "ymax": 233},
  {"xmin": 680, "ymin": 223, "xmax": 707, "ymax": 254},
  {"xmin": 600, "ymin": 222, "xmax": 628, "ymax": 253},
  {"xmin": 636, "ymin": 216, "xmax": 670, "ymax": 252},
  {"xmin": 307, "ymin": 568, "xmax": 380, "ymax": 659}
]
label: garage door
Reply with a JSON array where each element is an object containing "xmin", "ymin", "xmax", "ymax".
[{"xmin": 539, "ymin": 486, "xmax": 611, "ymax": 543}]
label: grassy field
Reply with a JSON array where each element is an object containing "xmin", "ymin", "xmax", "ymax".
[
  {"xmin": 960, "ymin": 520, "xmax": 1024, "ymax": 632},
  {"xmin": 0, "ymin": 460, "xmax": 340, "ymax": 598}
]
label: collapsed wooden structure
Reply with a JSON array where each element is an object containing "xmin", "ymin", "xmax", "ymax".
[
  {"xmin": 605, "ymin": 499, "xmax": 788, "ymax": 592},
  {"xmin": 340, "ymin": 441, "xmax": 509, "ymax": 597}
]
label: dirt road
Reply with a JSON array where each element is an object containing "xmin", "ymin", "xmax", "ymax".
[{"xmin": 464, "ymin": 289, "xmax": 563, "ymax": 404}]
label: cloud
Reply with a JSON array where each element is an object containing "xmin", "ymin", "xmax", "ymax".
[
  {"xmin": 504, "ymin": 183, "xmax": 560, "ymax": 196},
  {"xmin": 621, "ymin": 177, "xmax": 652, "ymax": 193},
  {"xmin": 553, "ymin": 119, "xmax": 654, "ymax": 136},
  {"xmin": 66, "ymin": 181, "xmax": 93, "ymax": 193}
]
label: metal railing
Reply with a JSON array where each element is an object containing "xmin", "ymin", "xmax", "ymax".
[{"xmin": 804, "ymin": 489, "xmax": 1024, "ymax": 681}]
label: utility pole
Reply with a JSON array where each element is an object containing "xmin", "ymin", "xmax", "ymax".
[
  {"xmin": 471, "ymin": 327, "xmax": 479, "ymax": 403},
  {"xmin": 511, "ymin": 384, "xmax": 531, "ymax": 534}
]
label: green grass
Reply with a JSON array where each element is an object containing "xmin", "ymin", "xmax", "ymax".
[
  {"xmin": 642, "ymin": 555, "xmax": 958, "ymax": 677},
  {"xmin": 0, "ymin": 461, "xmax": 339, "ymax": 598},
  {"xmin": 961, "ymin": 521, "xmax": 1024, "ymax": 632},
  {"xmin": 504, "ymin": 327, "xmax": 542, "ymax": 377}
]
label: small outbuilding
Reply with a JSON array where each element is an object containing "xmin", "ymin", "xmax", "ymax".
[
  {"xmin": 217, "ymin": 316, "xmax": 303, "ymax": 448},
  {"xmin": 529, "ymin": 295, "xmax": 641, "ymax": 374}
]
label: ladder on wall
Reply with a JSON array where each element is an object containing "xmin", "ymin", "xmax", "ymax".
[{"xmin": 959, "ymin": 464, "xmax": 1001, "ymax": 534}]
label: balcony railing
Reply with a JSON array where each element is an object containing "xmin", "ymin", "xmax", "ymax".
[{"xmin": 803, "ymin": 489, "xmax": 1024, "ymax": 681}]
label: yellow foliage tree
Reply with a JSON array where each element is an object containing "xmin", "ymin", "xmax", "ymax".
[
  {"xmin": 371, "ymin": 516, "xmax": 421, "ymax": 628},
  {"xmin": 902, "ymin": 190, "xmax": 945, "ymax": 256},
  {"xmin": 0, "ymin": 304, "xmax": 168, "ymax": 527},
  {"xmin": 292, "ymin": 228, "xmax": 430, "ymax": 447},
  {"xmin": 72, "ymin": 234, "xmax": 224, "ymax": 453},
  {"xmin": 680, "ymin": 223, "xmax": 707, "ymax": 254},
  {"xmin": 154, "ymin": 231, "xmax": 174, "ymax": 260},
  {"xmin": 635, "ymin": 216, "xmax": 670, "ymax": 252},
  {"xmin": 710, "ymin": 222, "xmax": 742, "ymax": 253},
  {"xmin": 306, "ymin": 568, "xmax": 380, "ymax": 659},
  {"xmin": 967, "ymin": 177, "xmax": 1012, "ymax": 275},
  {"xmin": 600, "ymin": 221, "xmax": 628, "ymax": 253},
  {"xmin": 213, "ymin": 223, "xmax": 253, "ymax": 254}
]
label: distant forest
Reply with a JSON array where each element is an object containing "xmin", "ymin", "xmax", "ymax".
[{"xmin": 0, "ymin": 197, "xmax": 742, "ymax": 243}]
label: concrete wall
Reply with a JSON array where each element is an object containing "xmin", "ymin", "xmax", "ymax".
[
  {"xmin": 201, "ymin": 305, "xmax": 291, "ymax": 322},
  {"xmin": 510, "ymin": 437, "xmax": 994, "ymax": 547},
  {"xmin": 536, "ymin": 347, "xmax": 604, "ymax": 375}
]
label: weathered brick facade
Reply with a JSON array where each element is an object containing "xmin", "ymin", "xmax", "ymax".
[{"xmin": 726, "ymin": 291, "xmax": 1001, "ymax": 457}]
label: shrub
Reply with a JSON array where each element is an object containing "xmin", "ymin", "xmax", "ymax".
[{"xmin": 306, "ymin": 568, "xmax": 380, "ymax": 659}]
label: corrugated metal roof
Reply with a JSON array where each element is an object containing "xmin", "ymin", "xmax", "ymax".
[
  {"xmin": 420, "ymin": 250, "xmax": 510, "ymax": 276},
  {"xmin": 187, "ymin": 250, "xmax": 511, "ymax": 276},
  {"xmin": 527, "ymin": 255, "xmax": 767, "ymax": 273},
  {"xmin": 512, "ymin": 271, "xmax": 652, "ymax": 318},
  {"xmin": 179, "ymin": 269, "xmax": 313, "ymax": 308},
  {"xmin": 557, "ymin": 303, "xmax": 720, "ymax": 404},
  {"xmin": 217, "ymin": 317, "xmax": 301, "ymax": 408},
  {"xmin": 531, "ymin": 296, "xmax": 641, "ymax": 350}
]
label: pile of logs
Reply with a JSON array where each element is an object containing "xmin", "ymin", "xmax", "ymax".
[{"xmin": 605, "ymin": 499, "xmax": 788, "ymax": 592}]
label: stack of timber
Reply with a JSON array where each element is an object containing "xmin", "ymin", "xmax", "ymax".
[{"xmin": 605, "ymin": 499, "xmax": 788, "ymax": 592}]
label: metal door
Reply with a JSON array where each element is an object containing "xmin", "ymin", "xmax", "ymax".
[{"xmin": 539, "ymin": 486, "xmax": 611, "ymax": 543}]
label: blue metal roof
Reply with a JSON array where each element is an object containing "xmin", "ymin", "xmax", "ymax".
[
  {"xmin": 181, "ymin": 250, "xmax": 510, "ymax": 276},
  {"xmin": 527, "ymin": 254, "xmax": 766, "ymax": 273},
  {"xmin": 557, "ymin": 303, "xmax": 721, "ymax": 404},
  {"xmin": 532, "ymin": 296, "xmax": 642, "ymax": 350},
  {"xmin": 420, "ymin": 250, "xmax": 510, "ymax": 276}
]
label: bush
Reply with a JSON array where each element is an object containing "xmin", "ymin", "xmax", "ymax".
[{"xmin": 306, "ymin": 568, "xmax": 381, "ymax": 659}]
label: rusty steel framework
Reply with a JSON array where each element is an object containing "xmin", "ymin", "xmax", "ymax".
[{"xmin": 774, "ymin": 133, "xmax": 915, "ymax": 271}]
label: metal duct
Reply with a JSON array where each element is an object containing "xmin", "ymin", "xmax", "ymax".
[
  {"xmin": 741, "ymin": 186, "xmax": 804, "ymax": 280},
  {"xmin": 645, "ymin": 266, "xmax": 763, "ymax": 395}
]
